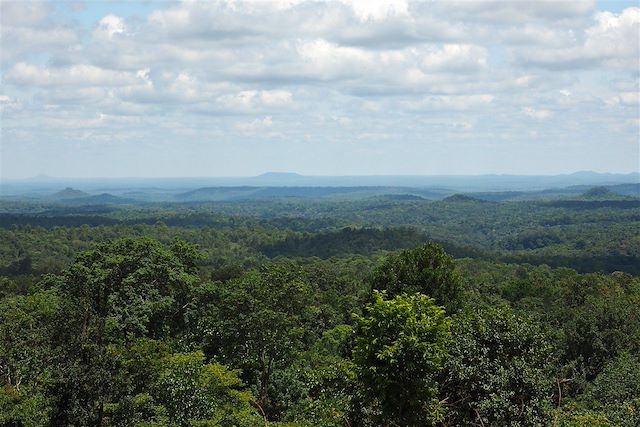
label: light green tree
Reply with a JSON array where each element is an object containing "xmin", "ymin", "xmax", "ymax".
[{"xmin": 352, "ymin": 291, "xmax": 451, "ymax": 426}]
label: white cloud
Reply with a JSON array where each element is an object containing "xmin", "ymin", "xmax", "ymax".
[
  {"xmin": 259, "ymin": 90, "xmax": 293, "ymax": 107},
  {"xmin": 341, "ymin": 0, "xmax": 409, "ymax": 22},
  {"xmin": 0, "ymin": 95, "xmax": 22, "ymax": 113},
  {"xmin": 297, "ymin": 39, "xmax": 375, "ymax": 80},
  {"xmin": 0, "ymin": 1, "xmax": 49, "ymax": 27},
  {"xmin": 6, "ymin": 63, "xmax": 143, "ymax": 87},
  {"xmin": 523, "ymin": 107, "xmax": 552, "ymax": 119},
  {"xmin": 1, "ymin": 27, "xmax": 78, "ymax": 51},
  {"xmin": 362, "ymin": 100, "xmax": 381, "ymax": 112},
  {"xmin": 438, "ymin": 0, "xmax": 595, "ymax": 24},
  {"xmin": 584, "ymin": 8, "xmax": 640, "ymax": 68},
  {"xmin": 94, "ymin": 15, "xmax": 127, "ymax": 40},
  {"xmin": 607, "ymin": 92, "xmax": 640, "ymax": 107},
  {"xmin": 420, "ymin": 44, "xmax": 488, "ymax": 73},
  {"xmin": 406, "ymin": 94, "xmax": 495, "ymax": 111},
  {"xmin": 235, "ymin": 115, "xmax": 274, "ymax": 133},
  {"xmin": 1, "ymin": 0, "xmax": 638, "ymax": 177},
  {"xmin": 517, "ymin": 7, "xmax": 640, "ymax": 69},
  {"xmin": 220, "ymin": 90, "xmax": 293, "ymax": 112}
]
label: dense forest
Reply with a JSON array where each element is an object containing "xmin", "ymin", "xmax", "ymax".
[{"xmin": 1, "ymin": 192, "xmax": 639, "ymax": 426}]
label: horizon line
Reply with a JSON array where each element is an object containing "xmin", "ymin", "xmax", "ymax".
[{"xmin": 2, "ymin": 170, "xmax": 640, "ymax": 182}]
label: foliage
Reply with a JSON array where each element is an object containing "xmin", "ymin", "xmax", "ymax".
[
  {"xmin": 440, "ymin": 306, "xmax": 554, "ymax": 426},
  {"xmin": 154, "ymin": 352, "xmax": 260, "ymax": 427},
  {"xmin": 194, "ymin": 263, "xmax": 312, "ymax": 419},
  {"xmin": 352, "ymin": 291, "xmax": 451, "ymax": 426},
  {"xmin": 369, "ymin": 242, "xmax": 464, "ymax": 313},
  {"xmin": 0, "ymin": 193, "xmax": 639, "ymax": 426}
]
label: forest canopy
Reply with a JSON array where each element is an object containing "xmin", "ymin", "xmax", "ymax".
[{"xmin": 1, "ymin": 194, "xmax": 639, "ymax": 426}]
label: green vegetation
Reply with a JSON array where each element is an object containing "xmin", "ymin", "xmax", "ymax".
[{"xmin": 1, "ymin": 192, "xmax": 639, "ymax": 425}]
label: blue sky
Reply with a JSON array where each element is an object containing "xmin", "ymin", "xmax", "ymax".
[{"xmin": 1, "ymin": 0, "xmax": 638, "ymax": 178}]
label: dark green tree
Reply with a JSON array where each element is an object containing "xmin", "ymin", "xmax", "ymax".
[
  {"xmin": 440, "ymin": 306, "xmax": 554, "ymax": 427},
  {"xmin": 0, "ymin": 289, "xmax": 61, "ymax": 426},
  {"xmin": 46, "ymin": 237, "xmax": 204, "ymax": 425},
  {"xmin": 369, "ymin": 242, "xmax": 463, "ymax": 313},
  {"xmin": 198, "ymin": 263, "xmax": 312, "ymax": 418}
]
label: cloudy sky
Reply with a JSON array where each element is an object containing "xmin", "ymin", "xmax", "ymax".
[{"xmin": 1, "ymin": 0, "xmax": 638, "ymax": 179}]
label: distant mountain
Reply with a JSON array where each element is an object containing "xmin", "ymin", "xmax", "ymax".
[
  {"xmin": 52, "ymin": 187, "xmax": 89, "ymax": 199},
  {"xmin": 3, "ymin": 171, "xmax": 638, "ymax": 199}
]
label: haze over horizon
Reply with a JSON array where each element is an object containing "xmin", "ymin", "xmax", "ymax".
[
  {"xmin": 1, "ymin": 0, "xmax": 639, "ymax": 179},
  {"xmin": 4, "ymin": 169, "xmax": 640, "ymax": 182}
]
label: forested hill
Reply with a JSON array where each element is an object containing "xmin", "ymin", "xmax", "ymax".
[
  {"xmin": 1, "ymin": 193, "xmax": 638, "ymax": 275},
  {"xmin": 1, "ymin": 238, "xmax": 639, "ymax": 425},
  {"xmin": 1, "ymin": 190, "xmax": 639, "ymax": 425}
]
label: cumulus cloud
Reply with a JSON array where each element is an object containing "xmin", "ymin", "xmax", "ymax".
[
  {"xmin": 0, "ymin": 95, "xmax": 22, "ymax": 113},
  {"xmin": 94, "ymin": 15, "xmax": 127, "ymax": 40},
  {"xmin": 342, "ymin": 0, "xmax": 409, "ymax": 21},
  {"xmin": 0, "ymin": 1, "xmax": 49, "ymax": 27},
  {"xmin": 516, "ymin": 7, "xmax": 640, "ymax": 69},
  {"xmin": 1, "ymin": 0, "xmax": 638, "ymax": 177},
  {"xmin": 406, "ymin": 94, "xmax": 495, "ymax": 111},
  {"xmin": 523, "ymin": 107, "xmax": 552, "ymax": 119},
  {"xmin": 437, "ymin": 0, "xmax": 596, "ymax": 24},
  {"xmin": 235, "ymin": 115, "xmax": 274, "ymax": 133},
  {"xmin": 220, "ymin": 90, "xmax": 293, "ymax": 112},
  {"xmin": 6, "ymin": 63, "xmax": 145, "ymax": 87},
  {"xmin": 607, "ymin": 92, "xmax": 640, "ymax": 107},
  {"xmin": 420, "ymin": 44, "xmax": 488, "ymax": 73}
]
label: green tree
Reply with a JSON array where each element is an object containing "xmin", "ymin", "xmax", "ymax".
[
  {"xmin": 198, "ymin": 263, "xmax": 312, "ymax": 418},
  {"xmin": 45, "ymin": 237, "xmax": 204, "ymax": 425},
  {"xmin": 352, "ymin": 291, "xmax": 451, "ymax": 426},
  {"xmin": 560, "ymin": 274, "xmax": 640, "ymax": 383},
  {"xmin": 0, "ymin": 289, "xmax": 61, "ymax": 426},
  {"xmin": 440, "ymin": 306, "xmax": 554, "ymax": 426},
  {"xmin": 287, "ymin": 325, "xmax": 357, "ymax": 427},
  {"xmin": 369, "ymin": 242, "xmax": 463, "ymax": 313},
  {"xmin": 154, "ymin": 352, "xmax": 260, "ymax": 427},
  {"xmin": 584, "ymin": 352, "xmax": 640, "ymax": 427}
]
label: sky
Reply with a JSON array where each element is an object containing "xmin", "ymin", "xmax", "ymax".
[{"xmin": 1, "ymin": 0, "xmax": 639, "ymax": 179}]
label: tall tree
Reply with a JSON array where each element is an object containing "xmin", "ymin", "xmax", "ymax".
[
  {"xmin": 369, "ymin": 242, "xmax": 463, "ymax": 313},
  {"xmin": 46, "ymin": 237, "xmax": 203, "ymax": 425},
  {"xmin": 440, "ymin": 306, "xmax": 554, "ymax": 427},
  {"xmin": 198, "ymin": 263, "xmax": 312, "ymax": 418},
  {"xmin": 352, "ymin": 291, "xmax": 451, "ymax": 426}
]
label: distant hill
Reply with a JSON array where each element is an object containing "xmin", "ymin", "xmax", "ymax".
[
  {"xmin": 175, "ymin": 186, "xmax": 451, "ymax": 202},
  {"xmin": 581, "ymin": 186, "xmax": 618, "ymax": 199},
  {"xmin": 377, "ymin": 194, "xmax": 425, "ymax": 201},
  {"xmin": 443, "ymin": 194, "xmax": 484, "ymax": 203},
  {"xmin": 542, "ymin": 186, "xmax": 640, "ymax": 209},
  {"xmin": 3, "ymin": 171, "xmax": 638, "ymax": 199},
  {"xmin": 52, "ymin": 187, "xmax": 89, "ymax": 199},
  {"xmin": 176, "ymin": 186, "xmax": 387, "ymax": 201},
  {"xmin": 601, "ymin": 183, "xmax": 640, "ymax": 198},
  {"xmin": 59, "ymin": 193, "xmax": 137, "ymax": 205},
  {"xmin": 462, "ymin": 182, "xmax": 640, "ymax": 202}
]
